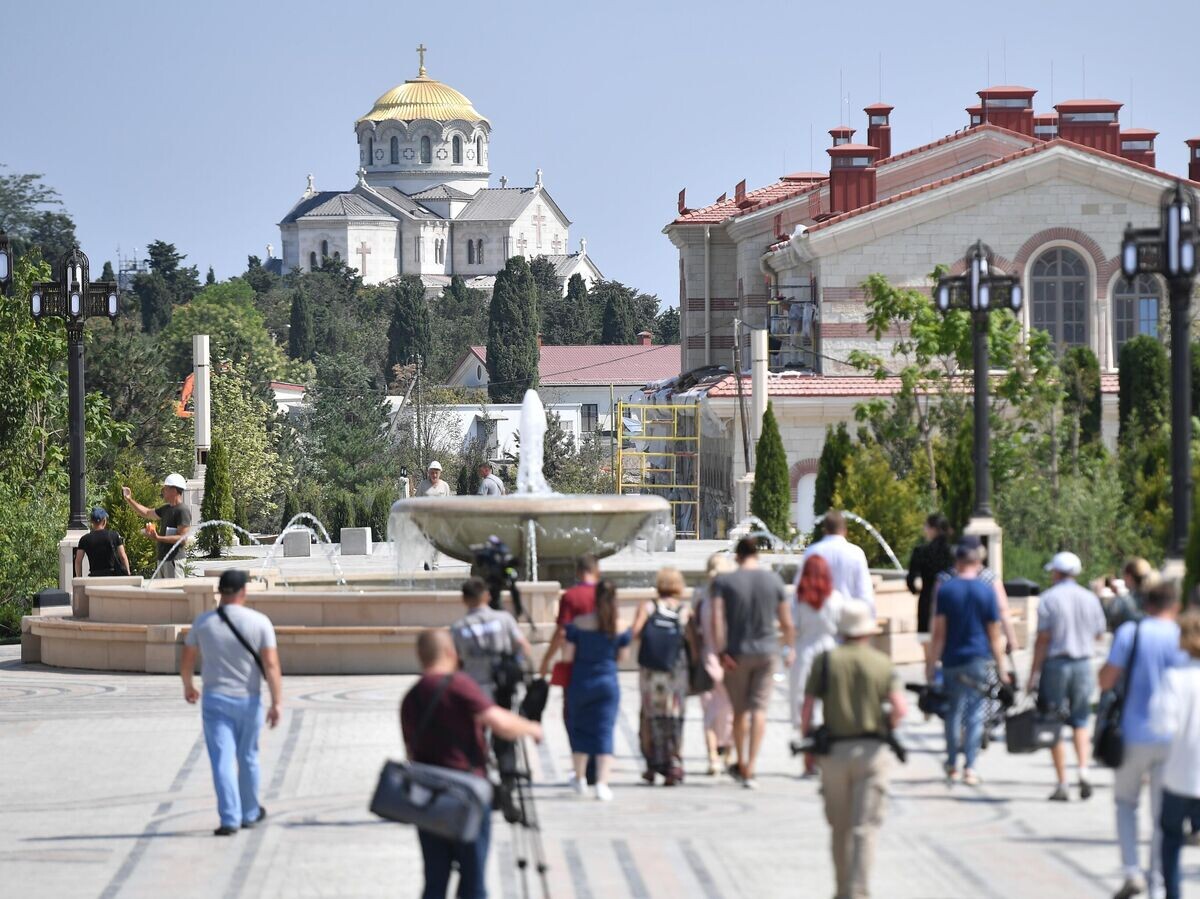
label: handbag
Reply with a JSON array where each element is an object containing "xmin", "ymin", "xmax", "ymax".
[
  {"xmin": 806, "ymin": 651, "xmax": 833, "ymax": 756},
  {"xmin": 370, "ymin": 676, "xmax": 494, "ymax": 843},
  {"xmin": 686, "ymin": 609, "xmax": 713, "ymax": 695},
  {"xmin": 1005, "ymin": 701, "xmax": 1063, "ymax": 754},
  {"xmin": 1094, "ymin": 621, "xmax": 1141, "ymax": 769}
]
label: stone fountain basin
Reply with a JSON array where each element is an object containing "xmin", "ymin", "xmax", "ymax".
[{"xmin": 391, "ymin": 494, "xmax": 671, "ymax": 565}]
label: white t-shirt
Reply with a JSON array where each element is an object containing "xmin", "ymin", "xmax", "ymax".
[
  {"xmin": 185, "ymin": 604, "xmax": 277, "ymax": 697},
  {"xmin": 1151, "ymin": 659, "xmax": 1200, "ymax": 797},
  {"xmin": 802, "ymin": 535, "xmax": 875, "ymax": 612}
]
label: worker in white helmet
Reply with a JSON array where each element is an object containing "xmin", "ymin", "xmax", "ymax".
[{"xmin": 123, "ymin": 472, "xmax": 193, "ymax": 578}]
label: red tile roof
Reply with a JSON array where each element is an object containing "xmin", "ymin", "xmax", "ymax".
[
  {"xmin": 467, "ymin": 344, "xmax": 681, "ymax": 386},
  {"xmin": 706, "ymin": 372, "xmax": 1120, "ymax": 399}
]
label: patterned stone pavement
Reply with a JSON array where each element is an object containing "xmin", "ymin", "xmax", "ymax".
[{"xmin": 2, "ymin": 643, "xmax": 1197, "ymax": 898}]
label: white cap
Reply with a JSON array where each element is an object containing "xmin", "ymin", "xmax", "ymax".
[
  {"xmin": 163, "ymin": 472, "xmax": 187, "ymax": 491},
  {"xmin": 1045, "ymin": 551, "xmax": 1082, "ymax": 577},
  {"xmin": 427, "ymin": 461, "xmax": 442, "ymax": 471}
]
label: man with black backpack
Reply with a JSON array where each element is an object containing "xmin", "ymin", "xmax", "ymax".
[{"xmin": 180, "ymin": 570, "xmax": 283, "ymax": 836}]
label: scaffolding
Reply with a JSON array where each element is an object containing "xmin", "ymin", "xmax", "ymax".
[{"xmin": 617, "ymin": 401, "xmax": 701, "ymax": 539}]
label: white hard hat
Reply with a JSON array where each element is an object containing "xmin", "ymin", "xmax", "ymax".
[
  {"xmin": 427, "ymin": 461, "xmax": 442, "ymax": 471},
  {"xmin": 163, "ymin": 473, "xmax": 187, "ymax": 490},
  {"xmin": 1045, "ymin": 551, "xmax": 1082, "ymax": 577}
]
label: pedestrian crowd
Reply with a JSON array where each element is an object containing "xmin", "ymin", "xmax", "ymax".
[{"xmin": 170, "ymin": 515, "xmax": 1200, "ymax": 899}]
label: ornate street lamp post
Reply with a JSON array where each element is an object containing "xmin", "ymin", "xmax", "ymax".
[
  {"xmin": 30, "ymin": 247, "xmax": 120, "ymax": 529},
  {"xmin": 1121, "ymin": 183, "xmax": 1199, "ymax": 562},
  {"xmin": 0, "ymin": 230, "xmax": 12, "ymax": 296},
  {"xmin": 935, "ymin": 241, "xmax": 1023, "ymax": 569}
]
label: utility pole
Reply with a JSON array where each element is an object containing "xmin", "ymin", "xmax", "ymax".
[{"xmin": 732, "ymin": 319, "xmax": 751, "ymax": 473}]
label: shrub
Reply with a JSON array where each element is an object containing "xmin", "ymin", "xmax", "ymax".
[
  {"xmin": 750, "ymin": 403, "xmax": 791, "ymax": 539},
  {"xmin": 369, "ymin": 486, "xmax": 394, "ymax": 542},
  {"xmin": 103, "ymin": 463, "xmax": 161, "ymax": 577},
  {"xmin": 198, "ymin": 439, "xmax": 233, "ymax": 557}
]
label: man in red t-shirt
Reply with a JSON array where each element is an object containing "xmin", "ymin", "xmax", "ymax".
[{"xmin": 402, "ymin": 630, "xmax": 541, "ymax": 899}]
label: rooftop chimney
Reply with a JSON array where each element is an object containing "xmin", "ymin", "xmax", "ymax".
[
  {"xmin": 966, "ymin": 104, "xmax": 983, "ymax": 129},
  {"xmin": 978, "ymin": 86, "xmax": 1037, "ymax": 136},
  {"xmin": 827, "ymin": 143, "xmax": 879, "ymax": 214},
  {"xmin": 1055, "ymin": 99, "xmax": 1122, "ymax": 154},
  {"xmin": 637, "ymin": 330, "xmax": 654, "ymax": 347},
  {"xmin": 677, "ymin": 188, "xmax": 688, "ymax": 215},
  {"xmin": 734, "ymin": 179, "xmax": 748, "ymax": 206},
  {"xmin": 1119, "ymin": 129, "xmax": 1158, "ymax": 167},
  {"xmin": 829, "ymin": 125, "xmax": 856, "ymax": 147},
  {"xmin": 864, "ymin": 103, "xmax": 894, "ymax": 159},
  {"xmin": 1188, "ymin": 138, "xmax": 1200, "ymax": 182},
  {"xmin": 1033, "ymin": 112, "xmax": 1059, "ymax": 141}
]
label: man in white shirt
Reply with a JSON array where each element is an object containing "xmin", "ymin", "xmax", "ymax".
[
  {"xmin": 803, "ymin": 511, "xmax": 874, "ymax": 612},
  {"xmin": 416, "ymin": 461, "xmax": 452, "ymax": 498}
]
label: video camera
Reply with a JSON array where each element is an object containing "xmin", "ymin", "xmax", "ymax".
[{"xmin": 472, "ymin": 536, "xmax": 523, "ymax": 618}]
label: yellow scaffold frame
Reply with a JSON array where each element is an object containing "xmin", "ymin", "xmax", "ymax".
[{"xmin": 616, "ymin": 401, "xmax": 701, "ymax": 540}]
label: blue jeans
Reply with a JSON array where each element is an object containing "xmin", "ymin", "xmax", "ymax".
[
  {"xmin": 418, "ymin": 812, "xmax": 492, "ymax": 899},
  {"xmin": 1161, "ymin": 788, "xmax": 1200, "ymax": 899},
  {"xmin": 944, "ymin": 658, "xmax": 990, "ymax": 772},
  {"xmin": 201, "ymin": 691, "xmax": 264, "ymax": 829}
]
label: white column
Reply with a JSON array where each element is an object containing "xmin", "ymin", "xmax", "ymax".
[
  {"xmin": 193, "ymin": 334, "xmax": 211, "ymax": 473},
  {"xmin": 751, "ymin": 327, "xmax": 769, "ymax": 444}
]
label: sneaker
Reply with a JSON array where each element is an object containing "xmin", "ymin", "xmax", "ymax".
[
  {"xmin": 742, "ymin": 777, "xmax": 760, "ymax": 791},
  {"xmin": 1079, "ymin": 779, "xmax": 1094, "ymax": 800},
  {"xmin": 241, "ymin": 807, "xmax": 267, "ymax": 828},
  {"xmin": 595, "ymin": 783, "xmax": 614, "ymax": 802},
  {"xmin": 1049, "ymin": 784, "xmax": 1070, "ymax": 802},
  {"xmin": 213, "ymin": 825, "xmax": 239, "ymax": 836},
  {"xmin": 962, "ymin": 770, "xmax": 980, "ymax": 787},
  {"xmin": 568, "ymin": 775, "xmax": 589, "ymax": 798},
  {"xmin": 1113, "ymin": 875, "xmax": 1146, "ymax": 899},
  {"xmin": 726, "ymin": 763, "xmax": 745, "ymax": 783},
  {"xmin": 944, "ymin": 765, "xmax": 960, "ymax": 785}
]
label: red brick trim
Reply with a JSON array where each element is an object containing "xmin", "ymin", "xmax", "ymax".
[
  {"xmin": 685, "ymin": 297, "xmax": 739, "ymax": 311},
  {"xmin": 789, "ymin": 458, "xmax": 820, "ymax": 487},
  {"xmin": 821, "ymin": 323, "xmax": 910, "ymax": 338},
  {"xmin": 822, "ymin": 285, "xmax": 931, "ymax": 301},
  {"xmin": 1012, "ymin": 227, "xmax": 1107, "ymax": 276}
]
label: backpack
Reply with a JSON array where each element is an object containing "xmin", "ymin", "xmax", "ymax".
[{"xmin": 637, "ymin": 601, "xmax": 686, "ymax": 672}]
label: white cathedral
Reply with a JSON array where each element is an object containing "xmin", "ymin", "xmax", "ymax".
[{"xmin": 274, "ymin": 47, "xmax": 603, "ymax": 294}]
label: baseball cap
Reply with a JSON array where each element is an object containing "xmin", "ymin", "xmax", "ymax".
[
  {"xmin": 90, "ymin": 507, "xmax": 108, "ymax": 522},
  {"xmin": 218, "ymin": 569, "xmax": 250, "ymax": 595},
  {"xmin": 163, "ymin": 472, "xmax": 187, "ymax": 490},
  {"xmin": 1045, "ymin": 551, "xmax": 1083, "ymax": 577},
  {"xmin": 955, "ymin": 534, "xmax": 983, "ymax": 559},
  {"xmin": 428, "ymin": 461, "xmax": 442, "ymax": 471}
]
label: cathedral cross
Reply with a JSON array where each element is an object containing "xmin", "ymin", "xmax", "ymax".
[
  {"xmin": 416, "ymin": 43, "xmax": 427, "ymax": 77},
  {"xmin": 516, "ymin": 233, "xmax": 528, "ymax": 255},
  {"xmin": 356, "ymin": 241, "xmax": 372, "ymax": 276},
  {"xmin": 551, "ymin": 235, "xmax": 562, "ymax": 253},
  {"xmin": 532, "ymin": 204, "xmax": 547, "ymax": 249}
]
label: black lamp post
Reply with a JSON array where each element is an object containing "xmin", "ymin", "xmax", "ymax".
[
  {"xmin": 1121, "ymin": 183, "xmax": 1199, "ymax": 561},
  {"xmin": 30, "ymin": 247, "xmax": 120, "ymax": 529},
  {"xmin": 0, "ymin": 229, "xmax": 12, "ymax": 296},
  {"xmin": 935, "ymin": 240, "xmax": 1024, "ymax": 519}
]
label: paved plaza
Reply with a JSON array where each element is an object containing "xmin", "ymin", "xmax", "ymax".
[{"xmin": 2, "ymin": 643, "xmax": 1197, "ymax": 899}]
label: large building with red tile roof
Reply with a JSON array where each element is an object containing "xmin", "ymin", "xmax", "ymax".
[{"xmin": 660, "ymin": 86, "xmax": 1198, "ymax": 535}]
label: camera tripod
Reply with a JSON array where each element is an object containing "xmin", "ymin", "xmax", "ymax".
[{"xmin": 494, "ymin": 677, "xmax": 551, "ymax": 899}]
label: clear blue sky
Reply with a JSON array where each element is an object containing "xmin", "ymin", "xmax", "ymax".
[{"xmin": 2, "ymin": 0, "xmax": 1196, "ymax": 306}]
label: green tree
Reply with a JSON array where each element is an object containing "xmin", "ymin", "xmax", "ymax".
[
  {"xmin": 1184, "ymin": 476, "xmax": 1200, "ymax": 605},
  {"xmin": 243, "ymin": 255, "xmax": 277, "ymax": 297},
  {"xmin": 386, "ymin": 275, "xmax": 432, "ymax": 381},
  {"xmin": 429, "ymin": 276, "xmax": 489, "ymax": 380},
  {"xmin": 100, "ymin": 261, "xmax": 116, "ymax": 281},
  {"xmin": 541, "ymin": 272, "xmax": 592, "ymax": 345},
  {"xmin": 750, "ymin": 403, "xmax": 791, "ymax": 538},
  {"xmin": 304, "ymin": 353, "xmax": 396, "ymax": 493},
  {"xmin": 146, "ymin": 240, "xmax": 201, "ymax": 302},
  {"xmin": 327, "ymin": 491, "xmax": 358, "ymax": 539},
  {"xmin": 198, "ymin": 440, "xmax": 234, "ymax": 556},
  {"xmin": 280, "ymin": 491, "xmax": 300, "ymax": 534},
  {"xmin": 831, "ymin": 440, "xmax": 924, "ymax": 569},
  {"xmin": 1118, "ymin": 335, "xmax": 1169, "ymax": 442},
  {"xmin": 103, "ymin": 462, "xmax": 160, "ymax": 576},
  {"xmin": 487, "ymin": 256, "xmax": 539, "ymax": 403},
  {"xmin": 0, "ymin": 482, "xmax": 67, "ymax": 639},
  {"xmin": 369, "ymin": 486, "xmax": 395, "ymax": 542},
  {"xmin": 134, "ymin": 271, "xmax": 173, "ymax": 334},
  {"xmin": 288, "ymin": 290, "xmax": 315, "ymax": 361},
  {"xmin": 210, "ymin": 365, "xmax": 288, "ymax": 531},
  {"xmin": 655, "ymin": 306, "xmax": 681, "ymax": 344},
  {"xmin": 814, "ymin": 423, "xmax": 852, "ymax": 518},
  {"xmin": 598, "ymin": 281, "xmax": 637, "ymax": 344},
  {"xmin": 0, "ymin": 166, "xmax": 77, "ymax": 262},
  {"xmin": 205, "ymin": 266, "xmax": 216, "ymax": 286},
  {"xmin": 161, "ymin": 279, "xmax": 289, "ymax": 381},
  {"xmin": 938, "ymin": 416, "xmax": 974, "ymax": 534},
  {"xmin": 1061, "ymin": 345, "xmax": 1102, "ymax": 469}
]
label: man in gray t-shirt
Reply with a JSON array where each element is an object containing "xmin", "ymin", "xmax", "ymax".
[
  {"xmin": 451, "ymin": 577, "xmax": 531, "ymax": 702},
  {"xmin": 181, "ymin": 570, "xmax": 283, "ymax": 835},
  {"xmin": 477, "ymin": 462, "xmax": 506, "ymax": 496}
]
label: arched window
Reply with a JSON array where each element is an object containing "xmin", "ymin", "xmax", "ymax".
[
  {"xmin": 1031, "ymin": 247, "xmax": 1089, "ymax": 347},
  {"xmin": 320, "ymin": 240, "xmax": 329, "ymax": 259},
  {"xmin": 309, "ymin": 251, "xmax": 318, "ymax": 271},
  {"xmin": 475, "ymin": 137, "xmax": 483, "ymax": 166},
  {"xmin": 1114, "ymin": 273, "xmax": 1162, "ymax": 355},
  {"xmin": 452, "ymin": 136, "xmax": 463, "ymax": 165},
  {"xmin": 468, "ymin": 240, "xmax": 475, "ymax": 264},
  {"xmin": 367, "ymin": 137, "xmax": 374, "ymax": 166},
  {"xmin": 390, "ymin": 136, "xmax": 400, "ymax": 165},
  {"xmin": 476, "ymin": 240, "xmax": 484, "ymax": 265},
  {"xmin": 420, "ymin": 136, "xmax": 432, "ymax": 164}
]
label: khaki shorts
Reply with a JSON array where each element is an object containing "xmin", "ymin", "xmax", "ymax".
[{"xmin": 724, "ymin": 653, "xmax": 776, "ymax": 715}]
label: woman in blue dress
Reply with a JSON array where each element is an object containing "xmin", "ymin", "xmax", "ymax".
[{"xmin": 565, "ymin": 580, "xmax": 631, "ymax": 801}]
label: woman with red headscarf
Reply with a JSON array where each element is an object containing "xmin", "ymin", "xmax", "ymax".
[{"xmin": 789, "ymin": 553, "xmax": 846, "ymax": 776}]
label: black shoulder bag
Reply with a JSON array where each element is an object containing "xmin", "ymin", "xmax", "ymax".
[
  {"xmin": 807, "ymin": 651, "xmax": 833, "ymax": 755},
  {"xmin": 370, "ymin": 676, "xmax": 494, "ymax": 843},
  {"xmin": 1094, "ymin": 621, "xmax": 1140, "ymax": 769},
  {"xmin": 215, "ymin": 605, "xmax": 266, "ymax": 677}
]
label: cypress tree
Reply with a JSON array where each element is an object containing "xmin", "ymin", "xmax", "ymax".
[
  {"xmin": 100, "ymin": 261, "xmax": 116, "ymax": 281},
  {"xmin": 198, "ymin": 439, "xmax": 234, "ymax": 557},
  {"xmin": 386, "ymin": 275, "xmax": 432, "ymax": 380},
  {"xmin": 598, "ymin": 281, "xmax": 636, "ymax": 344},
  {"xmin": 280, "ymin": 490, "xmax": 300, "ymax": 534},
  {"xmin": 1118, "ymin": 335, "xmax": 1168, "ymax": 442},
  {"xmin": 369, "ymin": 486, "xmax": 394, "ymax": 542},
  {"xmin": 288, "ymin": 290, "xmax": 315, "ymax": 360},
  {"xmin": 814, "ymin": 422, "xmax": 852, "ymax": 518},
  {"xmin": 328, "ymin": 491, "xmax": 358, "ymax": 540},
  {"xmin": 1062, "ymin": 346, "xmax": 1102, "ymax": 447},
  {"xmin": 487, "ymin": 256, "xmax": 539, "ymax": 403},
  {"xmin": 750, "ymin": 403, "xmax": 791, "ymax": 539},
  {"xmin": 205, "ymin": 266, "xmax": 216, "ymax": 286}
]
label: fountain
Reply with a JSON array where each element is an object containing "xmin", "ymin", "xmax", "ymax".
[{"xmin": 390, "ymin": 390, "xmax": 672, "ymax": 582}]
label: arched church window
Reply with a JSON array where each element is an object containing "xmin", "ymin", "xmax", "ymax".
[
  {"xmin": 468, "ymin": 240, "xmax": 475, "ymax": 264},
  {"xmin": 321, "ymin": 240, "xmax": 329, "ymax": 258},
  {"xmin": 309, "ymin": 251, "xmax": 318, "ymax": 271},
  {"xmin": 476, "ymin": 240, "xmax": 484, "ymax": 265},
  {"xmin": 453, "ymin": 136, "xmax": 463, "ymax": 165},
  {"xmin": 367, "ymin": 138, "xmax": 374, "ymax": 166},
  {"xmin": 1031, "ymin": 247, "xmax": 1089, "ymax": 347},
  {"xmin": 390, "ymin": 136, "xmax": 400, "ymax": 165},
  {"xmin": 476, "ymin": 138, "xmax": 483, "ymax": 166},
  {"xmin": 420, "ymin": 136, "xmax": 432, "ymax": 164},
  {"xmin": 1114, "ymin": 273, "xmax": 1162, "ymax": 356}
]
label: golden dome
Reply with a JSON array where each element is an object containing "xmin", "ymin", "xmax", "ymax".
[{"xmin": 358, "ymin": 74, "xmax": 488, "ymax": 125}]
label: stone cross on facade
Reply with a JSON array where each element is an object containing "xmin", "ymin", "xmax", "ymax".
[
  {"xmin": 356, "ymin": 241, "xmax": 372, "ymax": 276},
  {"xmin": 516, "ymin": 233, "xmax": 528, "ymax": 255},
  {"xmin": 551, "ymin": 235, "xmax": 562, "ymax": 253},
  {"xmin": 416, "ymin": 43, "xmax": 427, "ymax": 77},
  {"xmin": 532, "ymin": 205, "xmax": 547, "ymax": 249}
]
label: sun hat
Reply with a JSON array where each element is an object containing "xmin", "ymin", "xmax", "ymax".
[
  {"xmin": 838, "ymin": 599, "xmax": 877, "ymax": 638},
  {"xmin": 1045, "ymin": 551, "xmax": 1083, "ymax": 577},
  {"xmin": 163, "ymin": 472, "xmax": 187, "ymax": 490}
]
